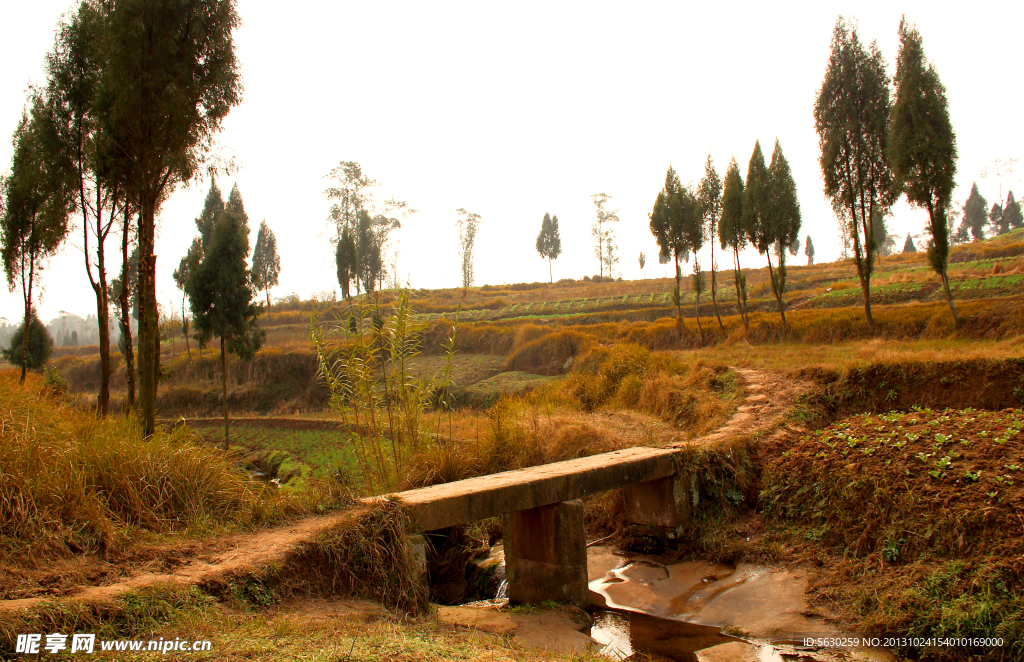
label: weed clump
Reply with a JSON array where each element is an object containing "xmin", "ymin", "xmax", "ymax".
[{"xmin": 269, "ymin": 500, "xmax": 429, "ymax": 615}]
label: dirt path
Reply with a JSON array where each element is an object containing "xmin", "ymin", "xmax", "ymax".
[
  {"xmin": 0, "ymin": 512, "xmax": 358, "ymax": 615},
  {"xmin": 688, "ymin": 367, "xmax": 813, "ymax": 446},
  {"xmin": 0, "ymin": 367, "xmax": 812, "ymax": 615}
]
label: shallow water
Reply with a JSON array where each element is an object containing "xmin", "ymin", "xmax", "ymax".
[{"xmin": 586, "ymin": 548, "xmax": 897, "ymax": 662}]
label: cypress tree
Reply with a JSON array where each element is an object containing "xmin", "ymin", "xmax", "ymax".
[
  {"xmin": 535, "ymin": 212, "xmax": 562, "ymax": 283},
  {"xmin": 761, "ymin": 140, "xmax": 802, "ymax": 326},
  {"xmin": 719, "ymin": 157, "xmax": 749, "ymax": 330},
  {"xmin": 888, "ymin": 16, "xmax": 959, "ymax": 325},
  {"xmin": 186, "ymin": 206, "xmax": 264, "ymax": 450},
  {"xmin": 251, "ymin": 220, "xmax": 281, "ymax": 319},
  {"xmin": 196, "ymin": 181, "xmax": 224, "ymax": 247},
  {"xmin": 961, "ymin": 183, "xmax": 987, "ymax": 241},
  {"xmin": 699, "ymin": 155, "xmax": 725, "ymax": 332},
  {"xmin": 814, "ymin": 17, "xmax": 895, "ymax": 328},
  {"xmin": 336, "ymin": 226, "xmax": 356, "ymax": 301},
  {"xmin": 1004, "ymin": 192, "xmax": 1023, "ymax": 232}
]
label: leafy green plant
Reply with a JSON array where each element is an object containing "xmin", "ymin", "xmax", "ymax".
[{"xmin": 310, "ymin": 290, "xmax": 455, "ymax": 493}]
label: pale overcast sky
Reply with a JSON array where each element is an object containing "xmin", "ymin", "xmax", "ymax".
[{"xmin": 1, "ymin": 0, "xmax": 1022, "ymax": 324}]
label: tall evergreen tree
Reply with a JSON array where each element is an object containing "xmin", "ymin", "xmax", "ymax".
[
  {"xmin": 1, "ymin": 100, "xmax": 75, "ymax": 384},
  {"xmin": 888, "ymin": 16, "xmax": 959, "ymax": 325},
  {"xmin": 805, "ymin": 235, "xmax": 815, "ymax": 265},
  {"xmin": 961, "ymin": 183, "xmax": 987, "ymax": 241},
  {"xmin": 1004, "ymin": 192, "xmax": 1023, "ymax": 233},
  {"xmin": 335, "ymin": 227, "xmax": 356, "ymax": 301},
  {"xmin": 251, "ymin": 220, "xmax": 281, "ymax": 318},
  {"xmin": 759, "ymin": 140, "xmax": 802, "ymax": 326},
  {"xmin": 356, "ymin": 210, "xmax": 383, "ymax": 293},
  {"xmin": 98, "ymin": 0, "xmax": 242, "ymax": 436},
  {"xmin": 989, "ymin": 202, "xmax": 1005, "ymax": 236},
  {"xmin": 186, "ymin": 206, "xmax": 264, "ymax": 450},
  {"xmin": 226, "ymin": 183, "xmax": 247, "ymax": 223},
  {"xmin": 719, "ymin": 157, "xmax": 750, "ymax": 329},
  {"xmin": 535, "ymin": 212, "xmax": 562, "ymax": 283},
  {"xmin": 650, "ymin": 166, "xmax": 701, "ymax": 329},
  {"xmin": 699, "ymin": 154, "xmax": 725, "ymax": 332},
  {"xmin": 903, "ymin": 233, "xmax": 917, "ymax": 253},
  {"xmin": 196, "ymin": 180, "xmax": 224, "ymax": 247},
  {"xmin": 814, "ymin": 17, "xmax": 896, "ymax": 328}
]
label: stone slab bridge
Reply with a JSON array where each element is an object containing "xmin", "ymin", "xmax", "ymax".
[{"xmin": 372, "ymin": 445, "xmax": 693, "ymax": 609}]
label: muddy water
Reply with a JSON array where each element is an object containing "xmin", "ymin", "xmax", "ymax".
[{"xmin": 586, "ymin": 547, "xmax": 898, "ymax": 662}]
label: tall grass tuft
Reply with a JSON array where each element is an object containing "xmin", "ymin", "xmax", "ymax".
[
  {"xmin": 0, "ymin": 373, "xmax": 270, "ymax": 559},
  {"xmin": 310, "ymin": 290, "xmax": 453, "ymax": 493},
  {"xmin": 270, "ymin": 500, "xmax": 429, "ymax": 615}
]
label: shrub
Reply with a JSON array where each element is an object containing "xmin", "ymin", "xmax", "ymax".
[{"xmin": 2, "ymin": 315, "xmax": 53, "ymax": 371}]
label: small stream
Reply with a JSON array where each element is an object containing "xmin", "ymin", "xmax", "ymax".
[
  {"xmin": 476, "ymin": 546, "xmax": 898, "ymax": 662},
  {"xmin": 585, "ymin": 548, "xmax": 897, "ymax": 662}
]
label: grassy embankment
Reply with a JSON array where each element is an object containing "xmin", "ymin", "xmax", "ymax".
[
  {"xmin": 0, "ymin": 373, "xmax": 605, "ymax": 661},
  {"xmin": 8, "ymin": 229, "xmax": 1024, "ymax": 660}
]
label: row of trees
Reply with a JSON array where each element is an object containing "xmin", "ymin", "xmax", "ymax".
[
  {"xmin": 650, "ymin": 141, "xmax": 802, "ymax": 337},
  {"xmin": 0, "ymin": 0, "xmax": 243, "ymax": 432},
  {"xmin": 959, "ymin": 184, "xmax": 1022, "ymax": 242},
  {"xmin": 326, "ymin": 162, "xmax": 410, "ymax": 298},
  {"xmin": 816, "ymin": 16, "xmax": 960, "ymax": 325}
]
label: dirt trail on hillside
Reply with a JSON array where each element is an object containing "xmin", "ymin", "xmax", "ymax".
[
  {"xmin": 686, "ymin": 367, "xmax": 814, "ymax": 445},
  {"xmin": 0, "ymin": 368, "xmax": 813, "ymax": 615},
  {"xmin": 574, "ymin": 367, "xmax": 814, "ymax": 449}
]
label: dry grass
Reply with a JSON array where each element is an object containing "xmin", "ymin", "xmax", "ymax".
[
  {"xmin": 0, "ymin": 372, "xmax": 283, "ymax": 560},
  {"xmin": 504, "ymin": 329, "xmax": 592, "ymax": 375},
  {"xmin": 400, "ymin": 343, "xmax": 739, "ymax": 489},
  {"xmin": 548, "ymin": 343, "xmax": 737, "ymax": 432},
  {"xmin": 267, "ymin": 500, "xmax": 429, "ymax": 615}
]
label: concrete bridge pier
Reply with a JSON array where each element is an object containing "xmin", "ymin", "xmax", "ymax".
[
  {"xmin": 623, "ymin": 474, "xmax": 691, "ymax": 529},
  {"xmin": 502, "ymin": 499, "xmax": 588, "ymax": 609}
]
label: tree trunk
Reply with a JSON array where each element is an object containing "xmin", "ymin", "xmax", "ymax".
[
  {"xmin": 929, "ymin": 203, "xmax": 960, "ymax": 327},
  {"xmin": 548, "ymin": 258, "xmax": 552, "ymax": 284},
  {"xmin": 93, "ymin": 270, "xmax": 111, "ymax": 416},
  {"xmin": 182, "ymin": 291, "xmax": 191, "ymax": 360},
  {"xmin": 137, "ymin": 196, "xmax": 159, "ymax": 437},
  {"xmin": 711, "ymin": 264, "xmax": 725, "ymax": 333},
  {"xmin": 941, "ymin": 271, "xmax": 960, "ymax": 326},
  {"xmin": 765, "ymin": 252, "xmax": 787, "ymax": 327},
  {"xmin": 674, "ymin": 256, "xmax": 683, "ymax": 327},
  {"xmin": 733, "ymin": 248, "xmax": 749, "ymax": 331},
  {"xmin": 221, "ymin": 336, "xmax": 229, "ymax": 451},
  {"xmin": 693, "ymin": 250, "xmax": 704, "ymax": 342},
  {"xmin": 851, "ymin": 197, "xmax": 875, "ymax": 328},
  {"xmin": 120, "ymin": 217, "xmax": 135, "ymax": 411},
  {"xmin": 710, "ymin": 239, "xmax": 724, "ymax": 332},
  {"xmin": 266, "ymin": 288, "xmax": 272, "ymax": 322},
  {"xmin": 20, "ymin": 250, "xmax": 34, "ymax": 385}
]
